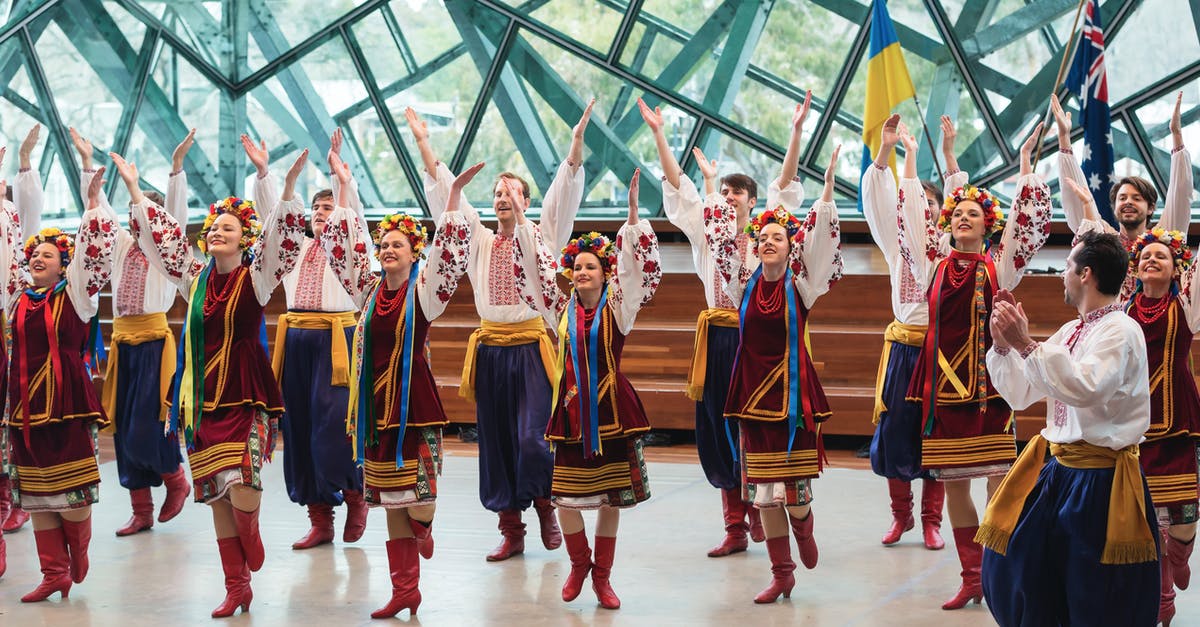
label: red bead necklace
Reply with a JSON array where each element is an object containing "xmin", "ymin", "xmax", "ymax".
[
  {"xmin": 756, "ymin": 277, "xmax": 784, "ymax": 315},
  {"xmin": 1132, "ymin": 292, "xmax": 1173, "ymax": 325},
  {"xmin": 947, "ymin": 259, "xmax": 974, "ymax": 289},
  {"xmin": 375, "ymin": 282, "xmax": 407, "ymax": 317},
  {"xmin": 203, "ymin": 267, "xmax": 244, "ymax": 317}
]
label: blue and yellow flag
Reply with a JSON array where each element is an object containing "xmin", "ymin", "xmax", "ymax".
[{"xmin": 860, "ymin": 0, "xmax": 915, "ymax": 210}]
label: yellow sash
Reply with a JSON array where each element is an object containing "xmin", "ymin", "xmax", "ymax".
[
  {"xmin": 100, "ymin": 312, "xmax": 175, "ymax": 432},
  {"xmin": 459, "ymin": 318, "xmax": 556, "ymax": 403},
  {"xmin": 872, "ymin": 321, "xmax": 927, "ymax": 424},
  {"xmin": 976, "ymin": 434, "xmax": 1157, "ymax": 565},
  {"xmin": 685, "ymin": 308, "xmax": 740, "ymax": 401},
  {"xmin": 270, "ymin": 311, "xmax": 357, "ymax": 388}
]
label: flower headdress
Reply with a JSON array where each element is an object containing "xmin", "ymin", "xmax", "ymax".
[
  {"xmin": 560, "ymin": 232, "xmax": 617, "ymax": 280},
  {"xmin": 373, "ymin": 212, "xmax": 428, "ymax": 259},
  {"xmin": 23, "ymin": 227, "xmax": 74, "ymax": 271},
  {"xmin": 197, "ymin": 196, "xmax": 260, "ymax": 254},
  {"xmin": 1130, "ymin": 227, "xmax": 1193, "ymax": 274},
  {"xmin": 744, "ymin": 206, "xmax": 802, "ymax": 254},
  {"xmin": 939, "ymin": 186, "xmax": 1004, "ymax": 235}
]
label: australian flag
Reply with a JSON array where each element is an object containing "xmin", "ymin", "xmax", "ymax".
[{"xmin": 1064, "ymin": 0, "xmax": 1116, "ymax": 225}]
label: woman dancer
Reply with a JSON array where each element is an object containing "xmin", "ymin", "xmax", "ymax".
[
  {"xmin": 514, "ymin": 169, "xmax": 661, "ymax": 610},
  {"xmin": 320, "ymin": 160, "xmax": 476, "ymax": 618},
  {"xmin": 118, "ymin": 151, "xmax": 305, "ymax": 617},
  {"xmin": 896, "ymin": 122, "xmax": 1051, "ymax": 609}
]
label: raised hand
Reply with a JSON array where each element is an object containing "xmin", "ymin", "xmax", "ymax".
[
  {"xmin": 282, "ymin": 149, "xmax": 310, "ymax": 202},
  {"xmin": 1171, "ymin": 91, "xmax": 1184, "ymax": 150},
  {"xmin": 637, "ymin": 98, "xmax": 663, "ymax": 132},
  {"xmin": 328, "ymin": 127, "xmax": 344, "ymax": 166},
  {"xmin": 940, "ymin": 115, "xmax": 957, "ymax": 155},
  {"xmin": 1020, "ymin": 122, "xmax": 1045, "ymax": 177},
  {"xmin": 897, "ymin": 121, "xmax": 918, "ymax": 154},
  {"xmin": 329, "ymin": 145, "xmax": 351, "ymax": 187},
  {"xmin": 19, "ymin": 124, "xmax": 40, "ymax": 170},
  {"xmin": 86, "ymin": 166, "xmax": 107, "ymax": 211},
  {"xmin": 627, "ymin": 168, "xmax": 640, "ymax": 225},
  {"xmin": 240, "ymin": 134, "xmax": 269, "ymax": 177},
  {"xmin": 1050, "ymin": 94, "xmax": 1072, "ymax": 149},
  {"xmin": 877, "ymin": 113, "xmax": 901, "ymax": 160},
  {"xmin": 404, "ymin": 107, "xmax": 429, "ymax": 143},
  {"xmin": 503, "ymin": 176, "xmax": 529, "ymax": 224},
  {"xmin": 108, "ymin": 152, "xmax": 139, "ymax": 188},
  {"xmin": 173, "ymin": 128, "xmax": 196, "ymax": 173},
  {"xmin": 447, "ymin": 161, "xmax": 485, "ymax": 215},
  {"xmin": 821, "ymin": 144, "xmax": 841, "ymax": 202},
  {"xmin": 692, "ymin": 146, "xmax": 718, "ymax": 182},
  {"xmin": 69, "ymin": 127, "xmax": 93, "ymax": 169},
  {"xmin": 573, "ymin": 98, "xmax": 595, "ymax": 140},
  {"xmin": 792, "ymin": 90, "xmax": 812, "ymax": 132}
]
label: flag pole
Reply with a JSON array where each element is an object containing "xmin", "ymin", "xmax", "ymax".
[
  {"xmin": 1032, "ymin": 0, "xmax": 1090, "ymax": 170},
  {"xmin": 911, "ymin": 94, "xmax": 946, "ymax": 184}
]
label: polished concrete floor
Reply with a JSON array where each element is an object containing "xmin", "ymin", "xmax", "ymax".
[{"xmin": 2, "ymin": 443, "xmax": 1194, "ymax": 626}]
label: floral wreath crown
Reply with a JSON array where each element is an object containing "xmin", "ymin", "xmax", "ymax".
[
  {"xmin": 197, "ymin": 197, "xmax": 261, "ymax": 254},
  {"xmin": 939, "ymin": 186, "xmax": 1004, "ymax": 235},
  {"xmin": 23, "ymin": 227, "xmax": 74, "ymax": 271},
  {"xmin": 1130, "ymin": 227, "xmax": 1193, "ymax": 273},
  {"xmin": 373, "ymin": 213, "xmax": 428, "ymax": 259},
  {"xmin": 744, "ymin": 206, "xmax": 801, "ymax": 253},
  {"xmin": 560, "ymin": 232, "xmax": 617, "ymax": 280}
]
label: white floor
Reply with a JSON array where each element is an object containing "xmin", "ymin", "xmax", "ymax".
[{"xmin": 0, "ymin": 447, "xmax": 1191, "ymax": 626}]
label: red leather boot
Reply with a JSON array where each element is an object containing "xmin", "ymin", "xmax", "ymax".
[
  {"xmin": 486, "ymin": 510, "xmax": 525, "ymax": 561},
  {"xmin": 293, "ymin": 503, "xmax": 335, "ymax": 549},
  {"xmin": 410, "ymin": 517, "xmax": 434, "ymax": 560},
  {"xmin": 1161, "ymin": 530, "xmax": 1177, "ymax": 627},
  {"xmin": 1169, "ymin": 533, "xmax": 1194, "ymax": 590},
  {"xmin": 3, "ymin": 504, "xmax": 29, "ymax": 532},
  {"xmin": 371, "ymin": 538, "xmax": 421, "ymax": 618},
  {"xmin": 942, "ymin": 526, "xmax": 983, "ymax": 610},
  {"xmin": 591, "ymin": 535, "xmax": 620, "ymax": 609},
  {"xmin": 788, "ymin": 511, "xmax": 819, "ymax": 569},
  {"xmin": 0, "ymin": 528, "xmax": 6, "ymax": 579},
  {"xmin": 212, "ymin": 537, "xmax": 252, "ymax": 618},
  {"xmin": 343, "ymin": 490, "xmax": 368, "ymax": 543},
  {"xmin": 709, "ymin": 488, "xmax": 750, "ymax": 557},
  {"xmin": 21, "ymin": 527, "xmax": 72, "ymax": 602},
  {"xmin": 233, "ymin": 506, "xmax": 265, "ymax": 571},
  {"xmin": 920, "ymin": 478, "xmax": 946, "ymax": 550},
  {"xmin": 158, "ymin": 467, "xmax": 191, "ymax": 523},
  {"xmin": 561, "ymin": 530, "xmax": 592, "ymax": 601},
  {"xmin": 0, "ymin": 474, "xmax": 12, "ymax": 526},
  {"xmin": 61, "ymin": 516, "xmax": 92, "ymax": 583},
  {"xmin": 754, "ymin": 535, "xmax": 796, "ymax": 603},
  {"xmin": 116, "ymin": 488, "xmax": 155, "ymax": 536},
  {"xmin": 881, "ymin": 479, "xmax": 914, "ymax": 545},
  {"xmin": 533, "ymin": 498, "xmax": 562, "ymax": 550},
  {"xmin": 747, "ymin": 505, "xmax": 765, "ymax": 543}
]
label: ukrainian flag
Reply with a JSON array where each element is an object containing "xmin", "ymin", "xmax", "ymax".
[{"xmin": 860, "ymin": 0, "xmax": 914, "ymax": 208}]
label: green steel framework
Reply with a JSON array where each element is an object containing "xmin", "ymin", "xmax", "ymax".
[{"xmin": 0, "ymin": 0, "xmax": 1195, "ymax": 219}]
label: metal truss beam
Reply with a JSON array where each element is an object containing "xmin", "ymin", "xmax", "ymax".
[
  {"xmin": 19, "ymin": 21, "xmax": 80, "ymax": 211},
  {"xmin": 107, "ymin": 29, "xmax": 162, "ymax": 197}
]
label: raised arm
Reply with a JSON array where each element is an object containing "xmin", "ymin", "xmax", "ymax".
[
  {"xmin": 416, "ymin": 162, "xmax": 481, "ymax": 320},
  {"xmin": 896, "ymin": 119, "xmax": 942, "ymax": 289},
  {"xmin": 538, "ymin": 104, "xmax": 590, "ymax": 252},
  {"xmin": 249, "ymin": 150, "xmax": 308, "ymax": 305},
  {"xmin": 65, "ymin": 168, "xmax": 118, "ymax": 321},
  {"xmin": 328, "ymin": 127, "xmax": 364, "ymax": 219},
  {"xmin": 611, "ymin": 169, "xmax": 661, "ymax": 334},
  {"xmin": 405, "ymin": 107, "xmax": 440, "ymax": 178},
  {"xmin": 0, "ymin": 180, "xmax": 23, "ymax": 312},
  {"xmin": 862, "ymin": 115, "xmax": 901, "ymax": 260},
  {"xmin": 940, "ymin": 115, "xmax": 960, "ymax": 175},
  {"xmin": 638, "ymin": 97, "xmax": 682, "ymax": 190},
  {"xmin": 995, "ymin": 125, "xmax": 1053, "ymax": 290},
  {"xmin": 793, "ymin": 146, "xmax": 844, "ymax": 309},
  {"xmin": 1051, "ymin": 95, "xmax": 1094, "ymax": 233},
  {"xmin": 168, "ymin": 129, "xmax": 195, "ymax": 224},
  {"xmin": 242, "ymin": 134, "xmax": 278, "ymax": 223},
  {"xmin": 118, "ymin": 153, "xmax": 204, "ymax": 289},
  {"xmin": 318, "ymin": 204, "xmax": 375, "ymax": 309},
  {"xmin": 776, "ymin": 91, "xmax": 811, "ymax": 194},
  {"xmin": 1159, "ymin": 92, "xmax": 1193, "ymax": 232},
  {"xmin": 15, "ymin": 126, "xmax": 41, "ymax": 236},
  {"xmin": 704, "ymin": 195, "xmax": 748, "ymax": 304}
]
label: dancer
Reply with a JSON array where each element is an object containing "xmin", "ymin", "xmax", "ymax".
[
  {"xmin": 406, "ymin": 103, "xmax": 591, "ymax": 560},
  {"xmin": 861, "ymin": 114, "xmax": 963, "ymax": 550},
  {"xmin": 1052, "ymin": 92, "xmax": 1192, "ymax": 302},
  {"xmin": 72, "ymin": 129, "xmax": 192, "ymax": 537},
  {"xmin": 639, "ymin": 93, "xmax": 812, "ymax": 555},
  {"xmin": 320, "ymin": 157, "xmax": 476, "ymax": 618},
  {"xmin": 1, "ymin": 126, "xmax": 47, "ymax": 540},
  {"xmin": 897, "ymin": 121, "xmax": 1052, "ymax": 609},
  {"xmin": 980, "ymin": 230, "xmax": 1159, "ymax": 626},
  {"xmin": 120, "ymin": 150, "xmax": 305, "ymax": 617},
  {"xmin": 7, "ymin": 165, "xmax": 116, "ymax": 602},
  {"xmin": 1064, "ymin": 177, "xmax": 1198, "ymax": 625},
  {"xmin": 514, "ymin": 168, "xmax": 661, "ymax": 610},
  {"xmin": 706, "ymin": 146, "xmax": 844, "ymax": 604},
  {"xmin": 243, "ymin": 130, "xmax": 367, "ymax": 549}
]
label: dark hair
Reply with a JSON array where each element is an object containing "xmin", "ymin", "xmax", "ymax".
[
  {"xmin": 720, "ymin": 173, "xmax": 758, "ymax": 200},
  {"xmin": 1109, "ymin": 176, "xmax": 1158, "ymax": 218},
  {"xmin": 496, "ymin": 173, "xmax": 531, "ymax": 200},
  {"xmin": 920, "ymin": 181, "xmax": 941, "ymax": 206},
  {"xmin": 1072, "ymin": 230, "xmax": 1127, "ymax": 296},
  {"xmin": 145, "ymin": 190, "xmax": 165, "ymax": 207},
  {"xmin": 311, "ymin": 189, "xmax": 333, "ymax": 206}
]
